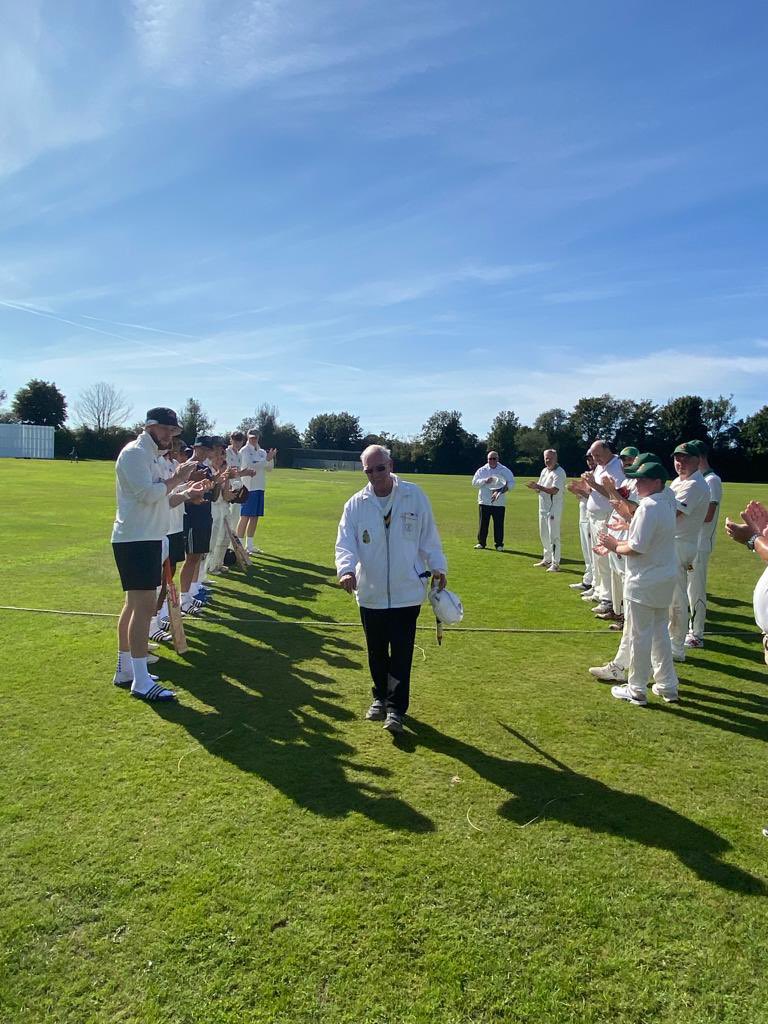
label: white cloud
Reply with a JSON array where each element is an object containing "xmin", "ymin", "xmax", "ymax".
[{"xmin": 331, "ymin": 263, "xmax": 552, "ymax": 306}]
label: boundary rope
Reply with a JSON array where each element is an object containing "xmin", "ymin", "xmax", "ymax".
[{"xmin": 0, "ymin": 604, "xmax": 760, "ymax": 637}]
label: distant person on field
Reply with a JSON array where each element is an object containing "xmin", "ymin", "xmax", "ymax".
[
  {"xmin": 111, "ymin": 407, "xmax": 204, "ymax": 701},
  {"xmin": 335, "ymin": 444, "xmax": 448, "ymax": 735},
  {"xmin": 685, "ymin": 440, "xmax": 722, "ymax": 649},
  {"xmin": 472, "ymin": 450, "xmax": 515, "ymax": 550},
  {"xmin": 237, "ymin": 429, "xmax": 277, "ymax": 554},
  {"xmin": 527, "ymin": 449, "xmax": 566, "ymax": 571},
  {"xmin": 567, "ymin": 451, "xmax": 597, "ymax": 593}
]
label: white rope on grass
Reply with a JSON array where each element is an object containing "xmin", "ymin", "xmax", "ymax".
[{"xmin": 0, "ymin": 604, "xmax": 760, "ymax": 638}]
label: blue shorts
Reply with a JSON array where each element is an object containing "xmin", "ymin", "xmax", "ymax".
[{"xmin": 241, "ymin": 489, "xmax": 265, "ymax": 517}]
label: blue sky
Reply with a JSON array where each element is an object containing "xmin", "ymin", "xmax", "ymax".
[{"xmin": 1, "ymin": 0, "xmax": 766, "ymax": 437}]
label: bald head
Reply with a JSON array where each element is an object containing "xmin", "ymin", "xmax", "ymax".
[{"xmin": 588, "ymin": 439, "xmax": 613, "ymax": 467}]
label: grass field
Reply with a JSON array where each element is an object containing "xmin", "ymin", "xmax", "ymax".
[{"xmin": 2, "ymin": 460, "xmax": 768, "ymax": 1024}]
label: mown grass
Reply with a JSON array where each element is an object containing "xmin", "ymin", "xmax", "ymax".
[{"xmin": 1, "ymin": 460, "xmax": 767, "ymax": 1024}]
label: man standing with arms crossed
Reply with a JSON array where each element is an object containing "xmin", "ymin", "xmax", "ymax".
[
  {"xmin": 472, "ymin": 450, "xmax": 515, "ymax": 550},
  {"xmin": 111, "ymin": 408, "xmax": 203, "ymax": 701},
  {"xmin": 685, "ymin": 440, "xmax": 722, "ymax": 649},
  {"xmin": 527, "ymin": 449, "xmax": 566, "ymax": 572},
  {"xmin": 335, "ymin": 445, "xmax": 448, "ymax": 734}
]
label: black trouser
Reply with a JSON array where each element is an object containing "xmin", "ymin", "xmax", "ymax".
[
  {"xmin": 359, "ymin": 605, "xmax": 421, "ymax": 715},
  {"xmin": 477, "ymin": 504, "xmax": 505, "ymax": 547}
]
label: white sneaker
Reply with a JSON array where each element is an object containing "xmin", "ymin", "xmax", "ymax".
[
  {"xmin": 580, "ymin": 591, "xmax": 596, "ymax": 601},
  {"xmin": 569, "ymin": 582, "xmax": 588, "ymax": 590},
  {"xmin": 546, "ymin": 564, "xmax": 560, "ymax": 573},
  {"xmin": 495, "ymin": 544, "xmax": 504, "ymax": 551},
  {"xmin": 474, "ymin": 543, "xmax": 486, "ymax": 549},
  {"xmin": 533, "ymin": 559, "xmax": 551, "ymax": 568},
  {"xmin": 651, "ymin": 682, "xmax": 679, "ymax": 703},
  {"xmin": 672, "ymin": 650, "xmax": 686, "ymax": 663},
  {"xmin": 589, "ymin": 661, "xmax": 627, "ymax": 682},
  {"xmin": 611, "ymin": 684, "xmax": 647, "ymax": 706},
  {"xmin": 684, "ymin": 634, "xmax": 704, "ymax": 649}
]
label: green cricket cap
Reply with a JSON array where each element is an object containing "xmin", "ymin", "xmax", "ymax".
[
  {"xmin": 632, "ymin": 451, "xmax": 659, "ymax": 467},
  {"xmin": 686, "ymin": 439, "xmax": 709, "ymax": 456},
  {"xmin": 620, "ymin": 446, "xmax": 640, "ymax": 459},
  {"xmin": 625, "ymin": 461, "xmax": 669, "ymax": 482},
  {"xmin": 673, "ymin": 441, "xmax": 701, "ymax": 457}
]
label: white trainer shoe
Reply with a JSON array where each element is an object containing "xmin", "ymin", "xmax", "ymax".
[
  {"xmin": 365, "ymin": 700, "xmax": 386, "ymax": 721},
  {"xmin": 651, "ymin": 683, "xmax": 679, "ymax": 703},
  {"xmin": 533, "ymin": 559, "xmax": 551, "ymax": 568},
  {"xmin": 589, "ymin": 661, "xmax": 628, "ymax": 682},
  {"xmin": 611, "ymin": 684, "xmax": 647, "ymax": 706},
  {"xmin": 383, "ymin": 711, "xmax": 404, "ymax": 734}
]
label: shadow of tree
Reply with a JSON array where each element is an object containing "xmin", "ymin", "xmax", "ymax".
[
  {"xmin": 148, "ymin": 563, "xmax": 433, "ymax": 834},
  {"xmin": 708, "ymin": 594, "xmax": 752, "ymax": 610},
  {"xmin": 395, "ymin": 720, "xmax": 765, "ymax": 894}
]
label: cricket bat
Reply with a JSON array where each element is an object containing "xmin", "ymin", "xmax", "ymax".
[
  {"xmin": 164, "ymin": 558, "xmax": 188, "ymax": 654},
  {"xmin": 225, "ymin": 522, "xmax": 251, "ymax": 569}
]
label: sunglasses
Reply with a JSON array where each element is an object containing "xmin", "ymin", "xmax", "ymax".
[{"xmin": 364, "ymin": 464, "xmax": 388, "ymax": 475}]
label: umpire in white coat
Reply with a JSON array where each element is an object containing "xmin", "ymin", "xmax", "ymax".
[
  {"xmin": 335, "ymin": 445, "xmax": 448, "ymax": 734},
  {"xmin": 472, "ymin": 451, "xmax": 516, "ymax": 550}
]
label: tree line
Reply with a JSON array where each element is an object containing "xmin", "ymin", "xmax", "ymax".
[{"xmin": 2, "ymin": 378, "xmax": 768, "ymax": 480}]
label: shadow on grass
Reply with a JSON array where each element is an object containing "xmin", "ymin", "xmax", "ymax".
[
  {"xmin": 709, "ymin": 594, "xmax": 752, "ymax": 610},
  {"xmin": 149, "ymin": 564, "xmax": 434, "ymax": 834},
  {"xmin": 396, "ymin": 720, "xmax": 765, "ymax": 894}
]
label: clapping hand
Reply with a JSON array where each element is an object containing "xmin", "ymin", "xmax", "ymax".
[
  {"xmin": 267, "ymin": 448, "xmax": 278, "ymax": 460},
  {"xmin": 743, "ymin": 501, "xmax": 768, "ymax": 538},
  {"xmin": 725, "ymin": 517, "xmax": 754, "ymax": 544}
]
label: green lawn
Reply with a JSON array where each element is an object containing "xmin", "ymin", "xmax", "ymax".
[{"xmin": 1, "ymin": 461, "xmax": 767, "ymax": 1024}]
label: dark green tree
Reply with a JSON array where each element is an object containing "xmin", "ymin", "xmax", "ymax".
[
  {"xmin": 701, "ymin": 395, "xmax": 738, "ymax": 449},
  {"xmin": 739, "ymin": 406, "xmax": 768, "ymax": 456},
  {"xmin": 656, "ymin": 396, "xmax": 706, "ymax": 455},
  {"xmin": 303, "ymin": 412, "xmax": 363, "ymax": 450},
  {"xmin": 568, "ymin": 395, "xmax": 622, "ymax": 447},
  {"xmin": 12, "ymin": 379, "xmax": 67, "ymax": 427},
  {"xmin": 486, "ymin": 410, "xmax": 520, "ymax": 464},
  {"xmin": 420, "ymin": 410, "xmax": 484, "ymax": 473},
  {"xmin": 179, "ymin": 397, "xmax": 215, "ymax": 445}
]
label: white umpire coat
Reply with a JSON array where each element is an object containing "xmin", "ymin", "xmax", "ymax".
[{"xmin": 335, "ymin": 475, "xmax": 448, "ymax": 610}]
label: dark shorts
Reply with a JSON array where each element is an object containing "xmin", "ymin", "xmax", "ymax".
[
  {"xmin": 241, "ymin": 489, "xmax": 265, "ymax": 517},
  {"xmin": 113, "ymin": 540, "xmax": 163, "ymax": 592},
  {"xmin": 168, "ymin": 531, "xmax": 185, "ymax": 569},
  {"xmin": 184, "ymin": 518, "xmax": 212, "ymax": 555}
]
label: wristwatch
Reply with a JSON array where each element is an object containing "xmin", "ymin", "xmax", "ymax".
[{"xmin": 747, "ymin": 534, "xmax": 759, "ymax": 552}]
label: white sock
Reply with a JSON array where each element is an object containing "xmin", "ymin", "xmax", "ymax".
[
  {"xmin": 245, "ymin": 538, "xmax": 254, "ymax": 552},
  {"xmin": 131, "ymin": 656, "xmax": 152, "ymax": 687},
  {"xmin": 158, "ymin": 602, "xmax": 169, "ymax": 620},
  {"xmin": 116, "ymin": 650, "xmax": 132, "ymax": 678},
  {"xmin": 190, "ymin": 581, "xmax": 201, "ymax": 596},
  {"xmin": 181, "ymin": 592, "xmax": 192, "ymax": 608}
]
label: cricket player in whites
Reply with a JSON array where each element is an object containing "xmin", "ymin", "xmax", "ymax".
[
  {"xmin": 669, "ymin": 442, "xmax": 711, "ymax": 662},
  {"xmin": 685, "ymin": 440, "xmax": 722, "ymax": 649},
  {"xmin": 598, "ymin": 460, "xmax": 679, "ymax": 706},
  {"xmin": 527, "ymin": 449, "xmax": 566, "ymax": 571}
]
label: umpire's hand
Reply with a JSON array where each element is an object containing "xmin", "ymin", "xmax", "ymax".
[
  {"xmin": 432, "ymin": 571, "xmax": 447, "ymax": 591},
  {"xmin": 339, "ymin": 573, "xmax": 357, "ymax": 593}
]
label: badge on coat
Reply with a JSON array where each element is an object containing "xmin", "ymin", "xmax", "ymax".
[{"xmin": 362, "ymin": 529, "xmax": 370, "ymax": 543}]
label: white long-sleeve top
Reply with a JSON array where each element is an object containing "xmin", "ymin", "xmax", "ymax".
[
  {"xmin": 335, "ymin": 475, "xmax": 448, "ymax": 610},
  {"xmin": 111, "ymin": 431, "xmax": 170, "ymax": 543},
  {"xmin": 239, "ymin": 443, "xmax": 274, "ymax": 491},
  {"xmin": 472, "ymin": 462, "xmax": 516, "ymax": 507},
  {"xmin": 225, "ymin": 444, "xmax": 242, "ymax": 489}
]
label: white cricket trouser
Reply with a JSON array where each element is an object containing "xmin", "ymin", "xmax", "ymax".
[
  {"xmin": 578, "ymin": 506, "xmax": 593, "ymax": 585},
  {"xmin": 208, "ymin": 500, "xmax": 229, "ymax": 571},
  {"xmin": 625, "ymin": 599, "xmax": 679, "ymax": 701},
  {"xmin": 588, "ymin": 513, "xmax": 611, "ymax": 602},
  {"xmin": 669, "ymin": 539, "xmax": 697, "ymax": 655},
  {"xmin": 609, "ymin": 551, "xmax": 625, "ymax": 616},
  {"xmin": 687, "ymin": 545, "xmax": 712, "ymax": 640},
  {"xmin": 539, "ymin": 509, "xmax": 562, "ymax": 565},
  {"xmin": 227, "ymin": 502, "xmax": 240, "ymax": 533}
]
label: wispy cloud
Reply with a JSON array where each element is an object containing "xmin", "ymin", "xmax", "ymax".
[{"xmin": 332, "ymin": 263, "xmax": 552, "ymax": 306}]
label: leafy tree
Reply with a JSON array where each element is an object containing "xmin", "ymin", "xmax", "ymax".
[
  {"xmin": 74, "ymin": 382, "xmax": 132, "ymax": 432},
  {"xmin": 656, "ymin": 396, "xmax": 706, "ymax": 454},
  {"xmin": 12, "ymin": 379, "xmax": 67, "ymax": 427},
  {"xmin": 420, "ymin": 410, "xmax": 484, "ymax": 473},
  {"xmin": 701, "ymin": 394, "xmax": 738, "ymax": 449},
  {"xmin": 615, "ymin": 399, "xmax": 659, "ymax": 452},
  {"xmin": 568, "ymin": 395, "xmax": 622, "ymax": 447},
  {"xmin": 179, "ymin": 397, "xmax": 215, "ymax": 445},
  {"xmin": 533, "ymin": 407, "xmax": 582, "ymax": 469},
  {"xmin": 515, "ymin": 426, "xmax": 549, "ymax": 461},
  {"xmin": 303, "ymin": 412, "xmax": 363, "ymax": 450},
  {"xmin": 486, "ymin": 410, "xmax": 520, "ymax": 464},
  {"xmin": 739, "ymin": 406, "xmax": 768, "ymax": 456}
]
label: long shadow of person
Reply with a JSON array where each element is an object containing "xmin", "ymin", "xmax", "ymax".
[
  {"xmin": 150, "ymin": 583, "xmax": 434, "ymax": 834},
  {"xmin": 397, "ymin": 719, "xmax": 764, "ymax": 894}
]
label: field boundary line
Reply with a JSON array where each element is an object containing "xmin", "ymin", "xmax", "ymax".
[{"xmin": 0, "ymin": 604, "xmax": 759, "ymax": 637}]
